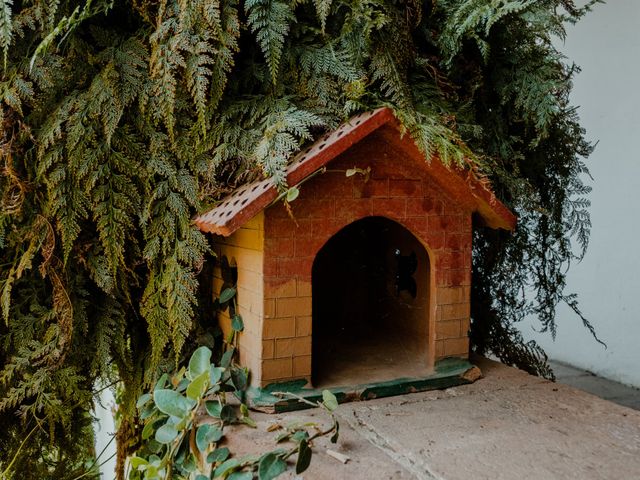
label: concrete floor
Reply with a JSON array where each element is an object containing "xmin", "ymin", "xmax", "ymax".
[
  {"xmin": 549, "ymin": 360, "xmax": 640, "ymax": 411},
  {"xmin": 228, "ymin": 357, "xmax": 640, "ymax": 479}
]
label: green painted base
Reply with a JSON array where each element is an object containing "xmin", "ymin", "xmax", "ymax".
[{"xmin": 247, "ymin": 357, "xmax": 482, "ymax": 413}]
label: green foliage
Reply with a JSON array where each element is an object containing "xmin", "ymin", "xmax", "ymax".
[
  {"xmin": 129, "ymin": 346, "xmax": 339, "ymax": 479},
  {"xmin": 0, "ymin": 0, "xmax": 602, "ymax": 475}
]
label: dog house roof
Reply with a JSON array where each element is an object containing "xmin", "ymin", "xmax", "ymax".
[{"xmin": 194, "ymin": 108, "xmax": 517, "ymax": 236}]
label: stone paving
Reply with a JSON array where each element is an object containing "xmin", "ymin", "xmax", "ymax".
[
  {"xmin": 549, "ymin": 360, "xmax": 640, "ymax": 411},
  {"xmin": 228, "ymin": 357, "xmax": 640, "ymax": 479}
]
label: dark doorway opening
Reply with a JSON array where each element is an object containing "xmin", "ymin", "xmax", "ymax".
[{"xmin": 312, "ymin": 216, "xmax": 431, "ymax": 387}]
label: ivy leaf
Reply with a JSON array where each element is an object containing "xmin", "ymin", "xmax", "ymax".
[
  {"xmin": 153, "ymin": 389, "xmax": 196, "ymax": 418},
  {"xmin": 258, "ymin": 452, "xmax": 287, "ymax": 480},
  {"xmin": 155, "ymin": 423, "xmax": 179, "ymax": 444},
  {"xmin": 186, "ymin": 370, "xmax": 210, "ymax": 400},
  {"xmin": 231, "ymin": 314, "xmax": 244, "ymax": 332},
  {"xmin": 189, "ymin": 346, "xmax": 212, "ymax": 378},
  {"xmin": 196, "ymin": 424, "xmax": 224, "ymax": 452},
  {"xmin": 219, "ymin": 287, "xmax": 236, "ymax": 303},
  {"xmin": 207, "ymin": 447, "xmax": 230, "ymax": 463},
  {"xmin": 322, "ymin": 390, "xmax": 338, "ymax": 411},
  {"xmin": 296, "ymin": 439, "xmax": 312, "ymax": 474}
]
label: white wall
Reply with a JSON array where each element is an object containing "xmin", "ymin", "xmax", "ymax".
[
  {"xmin": 93, "ymin": 386, "xmax": 117, "ymax": 479},
  {"xmin": 520, "ymin": 0, "xmax": 640, "ymax": 388}
]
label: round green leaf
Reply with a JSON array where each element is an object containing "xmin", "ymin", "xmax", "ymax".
[
  {"xmin": 136, "ymin": 393, "xmax": 151, "ymax": 409},
  {"xmin": 130, "ymin": 456, "xmax": 148, "ymax": 468},
  {"xmin": 296, "ymin": 439, "xmax": 312, "ymax": 474},
  {"xmin": 186, "ymin": 370, "xmax": 210, "ymax": 400},
  {"xmin": 207, "ymin": 447, "xmax": 230, "ymax": 464},
  {"xmin": 189, "ymin": 346, "xmax": 212, "ymax": 378},
  {"xmin": 210, "ymin": 366, "xmax": 224, "ymax": 384},
  {"xmin": 153, "ymin": 389, "xmax": 196, "ymax": 418},
  {"xmin": 196, "ymin": 424, "xmax": 223, "ymax": 452},
  {"xmin": 286, "ymin": 186, "xmax": 299, "ymax": 202},
  {"xmin": 231, "ymin": 314, "xmax": 244, "ymax": 332},
  {"xmin": 219, "ymin": 287, "xmax": 236, "ymax": 304},
  {"xmin": 213, "ymin": 458, "xmax": 241, "ymax": 478},
  {"xmin": 258, "ymin": 453, "xmax": 286, "ymax": 480},
  {"xmin": 228, "ymin": 472, "xmax": 253, "ymax": 480},
  {"xmin": 220, "ymin": 405, "xmax": 237, "ymax": 424},
  {"xmin": 205, "ymin": 400, "xmax": 222, "ymax": 418},
  {"xmin": 322, "ymin": 390, "xmax": 338, "ymax": 412},
  {"xmin": 155, "ymin": 423, "xmax": 179, "ymax": 444}
]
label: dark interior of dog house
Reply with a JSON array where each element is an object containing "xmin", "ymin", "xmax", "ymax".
[{"xmin": 312, "ymin": 216, "xmax": 431, "ymax": 387}]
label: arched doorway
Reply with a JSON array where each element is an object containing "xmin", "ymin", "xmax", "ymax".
[{"xmin": 312, "ymin": 216, "xmax": 431, "ymax": 387}]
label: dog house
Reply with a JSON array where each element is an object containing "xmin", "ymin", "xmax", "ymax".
[{"xmin": 195, "ymin": 108, "xmax": 516, "ymax": 406}]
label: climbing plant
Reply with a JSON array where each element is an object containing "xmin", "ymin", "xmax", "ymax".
[{"xmin": 0, "ymin": 0, "xmax": 602, "ymax": 476}]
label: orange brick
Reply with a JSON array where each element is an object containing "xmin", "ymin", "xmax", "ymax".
[
  {"xmin": 297, "ymin": 280, "xmax": 312, "ymax": 297},
  {"xmin": 262, "ymin": 358, "xmax": 293, "ymax": 381},
  {"xmin": 372, "ymin": 197, "xmax": 406, "ymax": 219},
  {"xmin": 276, "ymin": 296, "xmax": 312, "ymax": 317},
  {"xmin": 264, "ymin": 277, "xmax": 297, "ymax": 299},
  {"xmin": 293, "ymin": 337, "xmax": 311, "ymax": 356},
  {"xmin": 263, "ymin": 318, "xmax": 295, "ymax": 339},
  {"xmin": 436, "ymin": 320, "xmax": 461, "ymax": 339},
  {"xmin": 437, "ymin": 286, "xmax": 469, "ymax": 305},
  {"xmin": 443, "ymin": 337, "xmax": 469, "ymax": 356},
  {"xmin": 435, "ymin": 339, "xmax": 445, "ymax": 358},
  {"xmin": 264, "ymin": 299, "xmax": 276, "ymax": 318},
  {"xmin": 275, "ymin": 338, "xmax": 295, "ymax": 358},
  {"xmin": 262, "ymin": 339, "xmax": 275, "ymax": 359},
  {"xmin": 440, "ymin": 303, "xmax": 470, "ymax": 320},
  {"xmin": 295, "ymin": 316, "xmax": 312, "ymax": 336},
  {"xmin": 264, "ymin": 236, "xmax": 295, "ymax": 258},
  {"xmin": 292, "ymin": 355, "xmax": 312, "ymax": 377},
  {"xmin": 461, "ymin": 317, "xmax": 471, "ymax": 336},
  {"xmin": 389, "ymin": 179, "xmax": 422, "ymax": 197}
]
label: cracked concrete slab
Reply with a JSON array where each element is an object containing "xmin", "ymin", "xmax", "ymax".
[{"xmin": 228, "ymin": 358, "xmax": 640, "ymax": 479}]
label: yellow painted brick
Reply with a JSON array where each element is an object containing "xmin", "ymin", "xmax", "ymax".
[
  {"xmin": 297, "ymin": 280, "xmax": 312, "ymax": 297},
  {"xmin": 262, "ymin": 339, "xmax": 275, "ymax": 359},
  {"xmin": 276, "ymin": 296, "xmax": 312, "ymax": 318},
  {"xmin": 293, "ymin": 355, "xmax": 312, "ymax": 377},
  {"xmin": 262, "ymin": 358, "xmax": 293, "ymax": 381},
  {"xmin": 217, "ymin": 246, "xmax": 263, "ymax": 273},
  {"xmin": 265, "ymin": 279, "xmax": 297, "ymax": 299},
  {"xmin": 263, "ymin": 317, "xmax": 295, "ymax": 339},
  {"xmin": 275, "ymin": 338, "xmax": 295, "ymax": 358},
  {"xmin": 435, "ymin": 320, "xmax": 461, "ymax": 340},
  {"xmin": 237, "ymin": 331, "xmax": 261, "ymax": 355},
  {"xmin": 443, "ymin": 337, "xmax": 469, "ymax": 356},
  {"xmin": 293, "ymin": 337, "xmax": 311, "ymax": 356},
  {"xmin": 295, "ymin": 316, "xmax": 312, "ymax": 337},
  {"xmin": 440, "ymin": 303, "xmax": 470, "ymax": 321},
  {"xmin": 226, "ymin": 227, "xmax": 264, "ymax": 251},
  {"xmin": 243, "ymin": 212, "xmax": 264, "ymax": 231},
  {"xmin": 236, "ymin": 267, "xmax": 264, "ymax": 294},
  {"xmin": 235, "ymin": 285, "xmax": 263, "ymax": 316}
]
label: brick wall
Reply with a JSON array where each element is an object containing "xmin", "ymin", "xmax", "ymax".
[
  {"xmin": 258, "ymin": 130, "xmax": 473, "ymax": 386},
  {"xmin": 212, "ymin": 213, "xmax": 265, "ymax": 386}
]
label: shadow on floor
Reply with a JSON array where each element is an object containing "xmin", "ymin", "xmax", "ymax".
[{"xmin": 550, "ymin": 360, "xmax": 640, "ymax": 411}]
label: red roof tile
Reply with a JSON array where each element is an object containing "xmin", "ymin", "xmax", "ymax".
[{"xmin": 194, "ymin": 108, "xmax": 516, "ymax": 236}]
